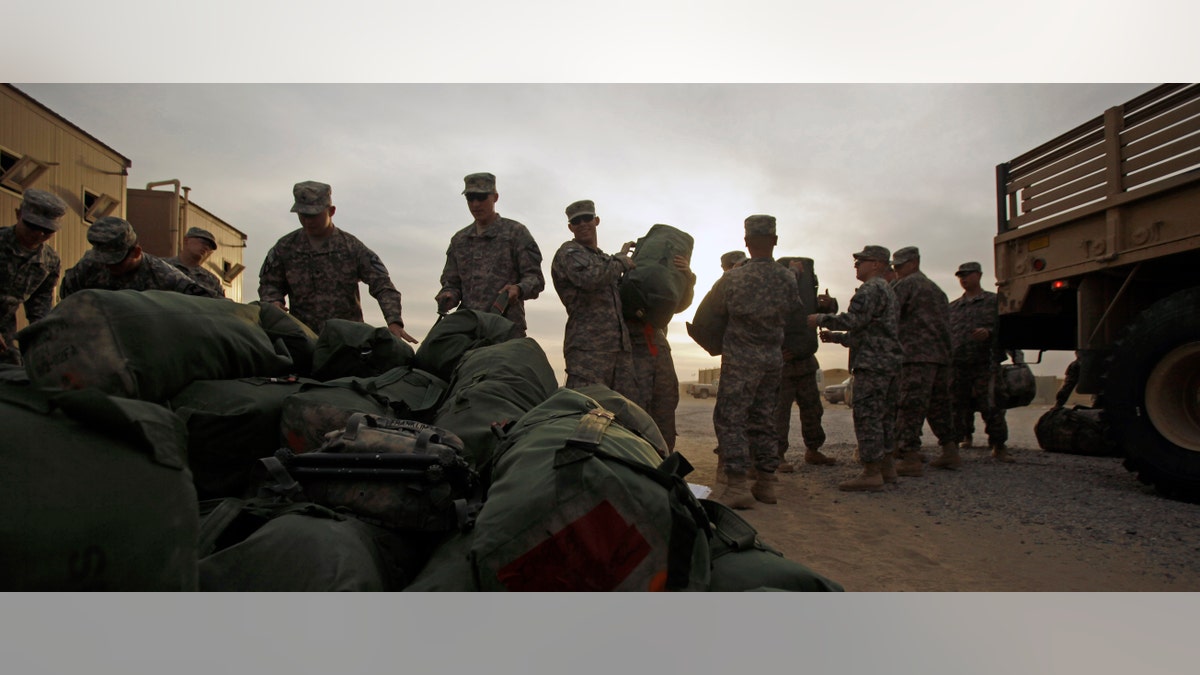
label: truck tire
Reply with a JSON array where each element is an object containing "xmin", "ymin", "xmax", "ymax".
[
  {"xmin": 698, "ymin": 389, "xmax": 709, "ymax": 399},
  {"xmin": 1101, "ymin": 286, "xmax": 1200, "ymax": 502}
]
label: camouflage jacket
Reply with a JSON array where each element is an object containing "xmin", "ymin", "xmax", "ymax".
[
  {"xmin": 60, "ymin": 251, "xmax": 218, "ymax": 300},
  {"xmin": 717, "ymin": 257, "xmax": 802, "ymax": 368},
  {"xmin": 949, "ymin": 290, "xmax": 999, "ymax": 365},
  {"xmin": 551, "ymin": 239, "xmax": 632, "ymax": 353},
  {"xmin": 0, "ymin": 225, "xmax": 61, "ymax": 342},
  {"xmin": 439, "ymin": 215, "xmax": 544, "ymax": 333},
  {"xmin": 891, "ymin": 270, "xmax": 952, "ymax": 364},
  {"xmin": 258, "ymin": 226, "xmax": 404, "ymax": 334},
  {"xmin": 164, "ymin": 256, "xmax": 226, "ymax": 298},
  {"xmin": 816, "ymin": 276, "xmax": 901, "ymax": 373}
]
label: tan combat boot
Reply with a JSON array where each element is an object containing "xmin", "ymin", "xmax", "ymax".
[
  {"xmin": 880, "ymin": 452, "xmax": 898, "ymax": 483},
  {"xmin": 714, "ymin": 472, "xmax": 756, "ymax": 510},
  {"xmin": 959, "ymin": 435, "xmax": 974, "ymax": 449},
  {"xmin": 991, "ymin": 444, "xmax": 1015, "ymax": 463},
  {"xmin": 838, "ymin": 461, "xmax": 885, "ymax": 492},
  {"xmin": 896, "ymin": 450, "xmax": 924, "ymax": 477},
  {"xmin": 804, "ymin": 448, "xmax": 837, "ymax": 465},
  {"xmin": 752, "ymin": 471, "xmax": 778, "ymax": 504},
  {"xmin": 930, "ymin": 441, "xmax": 962, "ymax": 470}
]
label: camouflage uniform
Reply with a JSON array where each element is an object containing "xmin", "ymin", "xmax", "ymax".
[
  {"xmin": 815, "ymin": 276, "xmax": 902, "ymax": 463},
  {"xmin": 713, "ymin": 257, "xmax": 802, "ymax": 476},
  {"xmin": 164, "ymin": 256, "xmax": 225, "ymax": 298},
  {"xmin": 949, "ymin": 289, "xmax": 1007, "ymax": 446},
  {"xmin": 0, "ymin": 225, "xmax": 61, "ymax": 365},
  {"xmin": 774, "ymin": 354, "xmax": 826, "ymax": 455},
  {"xmin": 60, "ymin": 252, "xmax": 216, "ymax": 300},
  {"xmin": 551, "ymin": 238, "xmax": 634, "ymax": 390},
  {"xmin": 891, "ymin": 267, "xmax": 956, "ymax": 453},
  {"xmin": 258, "ymin": 227, "xmax": 404, "ymax": 335},
  {"xmin": 439, "ymin": 216, "xmax": 544, "ymax": 338}
]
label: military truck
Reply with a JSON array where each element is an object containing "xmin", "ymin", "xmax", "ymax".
[
  {"xmin": 686, "ymin": 380, "xmax": 718, "ymax": 399},
  {"xmin": 994, "ymin": 83, "xmax": 1200, "ymax": 500}
]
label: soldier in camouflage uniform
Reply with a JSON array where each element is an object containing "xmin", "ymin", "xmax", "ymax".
[
  {"xmin": 809, "ymin": 245, "xmax": 902, "ymax": 492},
  {"xmin": 258, "ymin": 181, "xmax": 415, "ymax": 341},
  {"xmin": 60, "ymin": 217, "xmax": 219, "ymax": 300},
  {"xmin": 550, "ymin": 199, "xmax": 637, "ymax": 390},
  {"xmin": 720, "ymin": 250, "xmax": 746, "ymax": 272},
  {"xmin": 164, "ymin": 226, "xmax": 225, "ymax": 298},
  {"xmin": 436, "ymin": 173, "xmax": 545, "ymax": 338},
  {"xmin": 1, "ymin": 189, "xmax": 66, "ymax": 365},
  {"xmin": 712, "ymin": 215, "xmax": 803, "ymax": 510},
  {"xmin": 948, "ymin": 261, "xmax": 1011, "ymax": 462},
  {"xmin": 625, "ymin": 253, "xmax": 696, "ymax": 453},
  {"xmin": 889, "ymin": 246, "xmax": 959, "ymax": 475}
]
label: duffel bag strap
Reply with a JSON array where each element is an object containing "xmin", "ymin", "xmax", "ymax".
[{"xmin": 257, "ymin": 454, "xmax": 304, "ymax": 500}]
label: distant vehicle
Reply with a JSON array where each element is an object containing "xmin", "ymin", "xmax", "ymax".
[
  {"xmin": 686, "ymin": 380, "xmax": 718, "ymax": 399},
  {"xmin": 824, "ymin": 377, "xmax": 853, "ymax": 405}
]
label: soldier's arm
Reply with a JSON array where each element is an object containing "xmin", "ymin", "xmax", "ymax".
[
  {"xmin": 437, "ymin": 242, "xmax": 463, "ymax": 310},
  {"xmin": 58, "ymin": 264, "xmax": 81, "ymax": 300},
  {"xmin": 23, "ymin": 258, "xmax": 61, "ymax": 324},
  {"xmin": 815, "ymin": 285, "xmax": 878, "ymax": 332},
  {"xmin": 154, "ymin": 257, "xmax": 219, "ymax": 298},
  {"xmin": 673, "ymin": 255, "xmax": 697, "ymax": 313},
  {"xmin": 356, "ymin": 245, "xmax": 406, "ymax": 329},
  {"xmin": 556, "ymin": 246, "xmax": 628, "ymax": 292},
  {"xmin": 512, "ymin": 226, "xmax": 545, "ymax": 301},
  {"xmin": 258, "ymin": 246, "xmax": 289, "ymax": 308}
]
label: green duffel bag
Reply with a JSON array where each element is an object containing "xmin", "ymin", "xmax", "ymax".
[
  {"xmin": 701, "ymin": 499, "xmax": 843, "ymax": 592},
  {"xmin": 197, "ymin": 497, "xmax": 435, "ymax": 591},
  {"xmin": 572, "ymin": 383, "xmax": 668, "ymax": 459},
  {"xmin": 0, "ymin": 363, "xmax": 29, "ymax": 384},
  {"xmin": 279, "ymin": 366, "xmax": 448, "ymax": 453},
  {"xmin": 469, "ymin": 388, "xmax": 712, "ymax": 591},
  {"xmin": 0, "ymin": 385, "xmax": 198, "ymax": 591},
  {"xmin": 433, "ymin": 337, "xmax": 559, "ymax": 474},
  {"xmin": 686, "ymin": 275, "xmax": 728, "ymax": 357},
  {"xmin": 252, "ymin": 300, "xmax": 319, "ymax": 377},
  {"xmin": 170, "ymin": 376, "xmax": 316, "ymax": 499},
  {"xmin": 777, "ymin": 256, "xmax": 820, "ymax": 360},
  {"xmin": 620, "ymin": 224, "xmax": 696, "ymax": 330},
  {"xmin": 413, "ymin": 309, "xmax": 516, "ymax": 381},
  {"xmin": 311, "ymin": 318, "xmax": 415, "ymax": 381},
  {"xmin": 1034, "ymin": 405, "xmax": 1120, "ymax": 457},
  {"xmin": 18, "ymin": 289, "xmax": 294, "ymax": 402},
  {"xmin": 403, "ymin": 529, "xmax": 477, "ymax": 591}
]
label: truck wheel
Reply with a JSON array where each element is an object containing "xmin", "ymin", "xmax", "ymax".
[
  {"xmin": 1102, "ymin": 286, "xmax": 1200, "ymax": 502},
  {"xmin": 698, "ymin": 389, "xmax": 709, "ymax": 399}
]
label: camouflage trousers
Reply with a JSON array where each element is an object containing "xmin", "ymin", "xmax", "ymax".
[
  {"xmin": 774, "ymin": 355, "xmax": 825, "ymax": 456},
  {"xmin": 628, "ymin": 334, "xmax": 680, "ymax": 452},
  {"xmin": 564, "ymin": 348, "xmax": 635, "ymax": 393},
  {"xmin": 714, "ymin": 359, "xmax": 782, "ymax": 476},
  {"xmin": 895, "ymin": 361, "xmax": 956, "ymax": 453},
  {"xmin": 951, "ymin": 361, "xmax": 1008, "ymax": 446},
  {"xmin": 850, "ymin": 368, "xmax": 898, "ymax": 464}
]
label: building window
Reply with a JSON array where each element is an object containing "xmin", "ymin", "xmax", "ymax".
[
  {"xmin": 82, "ymin": 189, "xmax": 119, "ymax": 223},
  {"xmin": 0, "ymin": 147, "xmax": 51, "ymax": 194}
]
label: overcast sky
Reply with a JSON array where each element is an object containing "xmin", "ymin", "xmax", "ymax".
[{"xmin": 18, "ymin": 82, "xmax": 1150, "ymax": 381}]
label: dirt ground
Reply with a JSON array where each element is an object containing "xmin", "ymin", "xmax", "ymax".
[{"xmin": 673, "ymin": 395, "xmax": 1200, "ymax": 591}]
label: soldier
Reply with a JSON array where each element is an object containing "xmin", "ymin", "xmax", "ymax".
[
  {"xmin": 436, "ymin": 172, "xmax": 545, "ymax": 338},
  {"xmin": 550, "ymin": 199, "xmax": 636, "ymax": 390},
  {"xmin": 719, "ymin": 250, "xmax": 746, "ymax": 273},
  {"xmin": 808, "ymin": 245, "xmax": 902, "ymax": 492},
  {"xmin": 60, "ymin": 216, "xmax": 219, "ymax": 300},
  {"xmin": 712, "ymin": 215, "xmax": 803, "ymax": 509},
  {"xmin": 948, "ymin": 261, "xmax": 1011, "ymax": 462},
  {"xmin": 258, "ymin": 181, "xmax": 415, "ymax": 342},
  {"xmin": 1, "ymin": 189, "xmax": 66, "ymax": 365},
  {"xmin": 625, "ymin": 253, "xmax": 696, "ymax": 453},
  {"xmin": 1052, "ymin": 352, "xmax": 1082, "ymax": 409},
  {"xmin": 164, "ymin": 226, "xmax": 225, "ymax": 298},
  {"xmin": 889, "ymin": 246, "xmax": 959, "ymax": 475}
]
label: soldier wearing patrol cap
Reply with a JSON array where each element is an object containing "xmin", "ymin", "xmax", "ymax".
[
  {"xmin": 550, "ymin": 199, "xmax": 637, "ymax": 391},
  {"xmin": 258, "ymin": 181, "xmax": 415, "ymax": 341},
  {"xmin": 59, "ymin": 216, "xmax": 218, "ymax": 300},
  {"xmin": 948, "ymin": 260, "xmax": 1011, "ymax": 462},
  {"xmin": 165, "ymin": 226, "xmax": 225, "ymax": 298},
  {"xmin": 720, "ymin": 250, "xmax": 747, "ymax": 273},
  {"xmin": 889, "ymin": 245, "xmax": 958, "ymax": 475},
  {"xmin": 711, "ymin": 214, "xmax": 803, "ymax": 510},
  {"xmin": 807, "ymin": 244, "xmax": 902, "ymax": 492},
  {"xmin": 436, "ymin": 172, "xmax": 545, "ymax": 338},
  {"xmin": 1, "ymin": 189, "xmax": 67, "ymax": 364}
]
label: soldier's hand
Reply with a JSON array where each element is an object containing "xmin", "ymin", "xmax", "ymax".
[
  {"xmin": 806, "ymin": 313, "xmax": 822, "ymax": 329},
  {"xmin": 388, "ymin": 322, "xmax": 418, "ymax": 345},
  {"xmin": 816, "ymin": 289, "xmax": 837, "ymax": 313},
  {"xmin": 435, "ymin": 291, "xmax": 457, "ymax": 313},
  {"xmin": 819, "ymin": 329, "xmax": 834, "ymax": 343},
  {"xmin": 620, "ymin": 241, "xmax": 636, "ymax": 257},
  {"xmin": 970, "ymin": 327, "xmax": 991, "ymax": 342},
  {"xmin": 501, "ymin": 284, "xmax": 521, "ymax": 303},
  {"xmin": 671, "ymin": 254, "xmax": 692, "ymax": 274}
]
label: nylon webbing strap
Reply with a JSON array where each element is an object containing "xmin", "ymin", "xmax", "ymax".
[
  {"xmin": 565, "ymin": 408, "xmax": 615, "ymax": 448},
  {"xmin": 196, "ymin": 498, "xmax": 247, "ymax": 558}
]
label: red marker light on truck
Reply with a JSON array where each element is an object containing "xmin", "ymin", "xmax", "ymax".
[
  {"xmin": 1032, "ymin": 258, "xmax": 1047, "ymax": 271},
  {"xmin": 1052, "ymin": 280, "xmax": 1067, "ymax": 290}
]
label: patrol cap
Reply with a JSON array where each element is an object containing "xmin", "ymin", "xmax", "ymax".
[
  {"xmin": 852, "ymin": 245, "xmax": 891, "ymax": 263},
  {"xmin": 565, "ymin": 200, "xmax": 595, "ymax": 220},
  {"xmin": 891, "ymin": 246, "xmax": 920, "ymax": 265},
  {"xmin": 87, "ymin": 216, "xmax": 139, "ymax": 264},
  {"xmin": 291, "ymin": 181, "xmax": 333, "ymax": 215},
  {"xmin": 18, "ymin": 188, "xmax": 68, "ymax": 232},
  {"xmin": 956, "ymin": 261, "xmax": 983, "ymax": 276},
  {"xmin": 184, "ymin": 226, "xmax": 217, "ymax": 250},
  {"xmin": 462, "ymin": 172, "xmax": 497, "ymax": 195},
  {"xmin": 721, "ymin": 250, "xmax": 747, "ymax": 269},
  {"xmin": 744, "ymin": 214, "xmax": 776, "ymax": 237}
]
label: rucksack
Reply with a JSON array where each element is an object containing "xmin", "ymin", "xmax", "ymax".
[
  {"xmin": 413, "ymin": 309, "xmax": 516, "ymax": 381},
  {"xmin": 686, "ymin": 275, "xmax": 728, "ymax": 356},
  {"xmin": 619, "ymin": 224, "xmax": 696, "ymax": 330},
  {"xmin": 310, "ymin": 319, "xmax": 415, "ymax": 381}
]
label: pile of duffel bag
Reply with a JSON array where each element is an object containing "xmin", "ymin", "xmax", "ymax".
[{"xmin": 3, "ymin": 289, "xmax": 842, "ymax": 591}]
